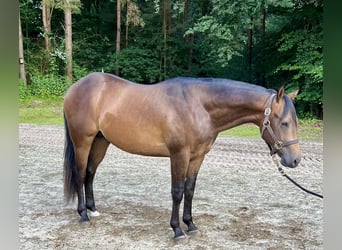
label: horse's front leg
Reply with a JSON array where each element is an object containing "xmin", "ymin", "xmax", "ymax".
[
  {"xmin": 183, "ymin": 156, "xmax": 204, "ymax": 233},
  {"xmin": 183, "ymin": 175, "xmax": 198, "ymax": 232},
  {"xmin": 171, "ymin": 182, "xmax": 185, "ymax": 239},
  {"xmin": 169, "ymin": 150, "xmax": 190, "ymax": 239}
]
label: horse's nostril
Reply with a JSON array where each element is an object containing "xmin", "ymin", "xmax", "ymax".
[{"xmin": 293, "ymin": 158, "xmax": 300, "ymax": 167}]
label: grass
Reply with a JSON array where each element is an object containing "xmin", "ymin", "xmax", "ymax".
[
  {"xmin": 19, "ymin": 96, "xmax": 64, "ymax": 125},
  {"xmin": 220, "ymin": 119, "xmax": 323, "ymax": 141},
  {"xmin": 19, "ymin": 97, "xmax": 323, "ymax": 140},
  {"xmin": 221, "ymin": 124, "xmax": 259, "ymax": 137}
]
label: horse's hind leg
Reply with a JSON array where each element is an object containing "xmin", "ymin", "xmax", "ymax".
[
  {"xmin": 85, "ymin": 134, "xmax": 110, "ymax": 216},
  {"xmin": 73, "ymin": 136, "xmax": 95, "ymax": 222}
]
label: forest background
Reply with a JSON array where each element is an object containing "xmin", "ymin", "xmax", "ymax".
[{"xmin": 19, "ymin": 0, "xmax": 323, "ymax": 121}]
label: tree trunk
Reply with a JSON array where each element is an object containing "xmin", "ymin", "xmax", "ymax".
[
  {"xmin": 247, "ymin": 17, "xmax": 253, "ymax": 83},
  {"xmin": 64, "ymin": 0, "xmax": 73, "ymax": 82},
  {"xmin": 116, "ymin": 0, "xmax": 121, "ymax": 75},
  {"xmin": 125, "ymin": 1, "xmax": 129, "ymax": 48},
  {"xmin": 19, "ymin": 13, "xmax": 27, "ymax": 86},
  {"xmin": 260, "ymin": 1, "xmax": 266, "ymax": 86},
  {"xmin": 187, "ymin": 35, "xmax": 194, "ymax": 72},
  {"xmin": 162, "ymin": 0, "xmax": 170, "ymax": 79},
  {"xmin": 184, "ymin": 0, "xmax": 193, "ymax": 72},
  {"xmin": 42, "ymin": 0, "xmax": 52, "ymax": 54}
]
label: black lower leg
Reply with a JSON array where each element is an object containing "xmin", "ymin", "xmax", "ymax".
[
  {"xmin": 183, "ymin": 176, "xmax": 198, "ymax": 232},
  {"xmin": 170, "ymin": 185, "xmax": 185, "ymax": 239},
  {"xmin": 85, "ymin": 170, "xmax": 96, "ymax": 212},
  {"xmin": 77, "ymin": 185, "xmax": 89, "ymax": 222}
]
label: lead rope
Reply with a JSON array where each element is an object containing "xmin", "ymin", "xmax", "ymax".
[{"xmin": 271, "ymin": 154, "xmax": 323, "ymax": 199}]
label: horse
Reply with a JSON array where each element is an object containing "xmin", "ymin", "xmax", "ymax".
[{"xmin": 63, "ymin": 72, "xmax": 301, "ymax": 239}]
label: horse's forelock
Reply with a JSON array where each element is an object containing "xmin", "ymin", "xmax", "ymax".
[{"xmin": 281, "ymin": 95, "xmax": 298, "ymax": 126}]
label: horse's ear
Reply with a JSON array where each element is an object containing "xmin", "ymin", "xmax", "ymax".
[
  {"xmin": 287, "ymin": 89, "xmax": 299, "ymax": 101},
  {"xmin": 276, "ymin": 86, "xmax": 285, "ymax": 103}
]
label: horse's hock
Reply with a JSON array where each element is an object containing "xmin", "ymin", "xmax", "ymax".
[{"xmin": 19, "ymin": 124, "xmax": 323, "ymax": 249}]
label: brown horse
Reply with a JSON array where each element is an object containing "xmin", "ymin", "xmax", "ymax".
[{"xmin": 63, "ymin": 72, "xmax": 301, "ymax": 239}]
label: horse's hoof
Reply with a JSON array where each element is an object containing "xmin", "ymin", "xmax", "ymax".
[
  {"xmin": 79, "ymin": 214, "xmax": 90, "ymax": 223},
  {"xmin": 173, "ymin": 228, "xmax": 186, "ymax": 240},
  {"xmin": 187, "ymin": 224, "xmax": 198, "ymax": 234},
  {"xmin": 174, "ymin": 234, "xmax": 186, "ymax": 240},
  {"xmin": 187, "ymin": 228, "xmax": 198, "ymax": 234},
  {"xmin": 89, "ymin": 210, "xmax": 100, "ymax": 217}
]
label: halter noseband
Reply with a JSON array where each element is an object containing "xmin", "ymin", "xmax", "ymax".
[{"xmin": 261, "ymin": 93, "xmax": 299, "ymax": 155}]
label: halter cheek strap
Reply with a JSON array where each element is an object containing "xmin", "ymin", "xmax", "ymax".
[{"xmin": 261, "ymin": 94, "xmax": 299, "ymax": 155}]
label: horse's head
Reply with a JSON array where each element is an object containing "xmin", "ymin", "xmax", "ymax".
[{"xmin": 261, "ymin": 87, "xmax": 301, "ymax": 168}]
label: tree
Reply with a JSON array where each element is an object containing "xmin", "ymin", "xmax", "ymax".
[
  {"xmin": 260, "ymin": 0, "xmax": 266, "ymax": 86},
  {"xmin": 275, "ymin": 0, "xmax": 323, "ymax": 117},
  {"xmin": 186, "ymin": 0, "xmax": 251, "ymax": 68},
  {"xmin": 57, "ymin": 0, "xmax": 81, "ymax": 82},
  {"xmin": 124, "ymin": 0, "xmax": 144, "ymax": 48},
  {"xmin": 184, "ymin": 0, "xmax": 193, "ymax": 72},
  {"xmin": 42, "ymin": 0, "xmax": 53, "ymax": 54},
  {"xmin": 162, "ymin": 0, "xmax": 171, "ymax": 79},
  {"xmin": 116, "ymin": 0, "xmax": 121, "ymax": 75},
  {"xmin": 244, "ymin": 0, "xmax": 264, "ymax": 83},
  {"xmin": 64, "ymin": 0, "xmax": 73, "ymax": 82},
  {"xmin": 19, "ymin": 12, "xmax": 27, "ymax": 86},
  {"xmin": 19, "ymin": 0, "xmax": 323, "ymax": 118}
]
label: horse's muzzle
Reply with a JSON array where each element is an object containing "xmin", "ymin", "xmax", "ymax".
[{"xmin": 280, "ymin": 155, "xmax": 301, "ymax": 168}]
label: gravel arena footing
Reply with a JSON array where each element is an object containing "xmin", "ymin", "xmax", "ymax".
[{"xmin": 19, "ymin": 124, "xmax": 323, "ymax": 249}]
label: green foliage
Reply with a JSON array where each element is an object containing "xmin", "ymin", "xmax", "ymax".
[
  {"xmin": 19, "ymin": 80, "xmax": 30, "ymax": 100},
  {"xmin": 19, "ymin": 0, "xmax": 323, "ymax": 118},
  {"xmin": 277, "ymin": 30, "xmax": 322, "ymax": 102},
  {"xmin": 55, "ymin": 0, "xmax": 82, "ymax": 13},
  {"xmin": 73, "ymin": 62, "xmax": 90, "ymax": 81},
  {"xmin": 271, "ymin": 1, "xmax": 323, "ymax": 117},
  {"xmin": 186, "ymin": 0, "xmax": 247, "ymax": 67},
  {"xmin": 113, "ymin": 47, "xmax": 161, "ymax": 83},
  {"xmin": 27, "ymin": 74, "xmax": 70, "ymax": 97}
]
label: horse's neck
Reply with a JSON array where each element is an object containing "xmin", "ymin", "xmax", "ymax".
[{"xmin": 201, "ymin": 84, "xmax": 270, "ymax": 133}]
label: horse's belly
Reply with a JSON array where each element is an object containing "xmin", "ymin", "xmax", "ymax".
[
  {"xmin": 99, "ymin": 113, "xmax": 169, "ymax": 157},
  {"xmin": 105, "ymin": 130, "xmax": 169, "ymax": 157}
]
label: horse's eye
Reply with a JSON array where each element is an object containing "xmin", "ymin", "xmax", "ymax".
[{"xmin": 281, "ymin": 122, "xmax": 289, "ymax": 128}]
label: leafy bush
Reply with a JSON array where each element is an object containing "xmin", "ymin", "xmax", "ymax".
[
  {"xmin": 104, "ymin": 47, "xmax": 161, "ymax": 83},
  {"xmin": 19, "ymin": 79, "xmax": 30, "ymax": 100},
  {"xmin": 27, "ymin": 74, "xmax": 70, "ymax": 97},
  {"xmin": 73, "ymin": 63, "xmax": 89, "ymax": 81}
]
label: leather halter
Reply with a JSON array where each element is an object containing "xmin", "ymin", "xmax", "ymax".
[{"xmin": 261, "ymin": 93, "xmax": 299, "ymax": 155}]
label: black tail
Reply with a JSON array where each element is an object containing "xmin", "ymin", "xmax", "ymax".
[{"xmin": 63, "ymin": 113, "xmax": 79, "ymax": 202}]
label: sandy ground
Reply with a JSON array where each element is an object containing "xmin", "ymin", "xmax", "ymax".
[{"xmin": 19, "ymin": 124, "xmax": 323, "ymax": 249}]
